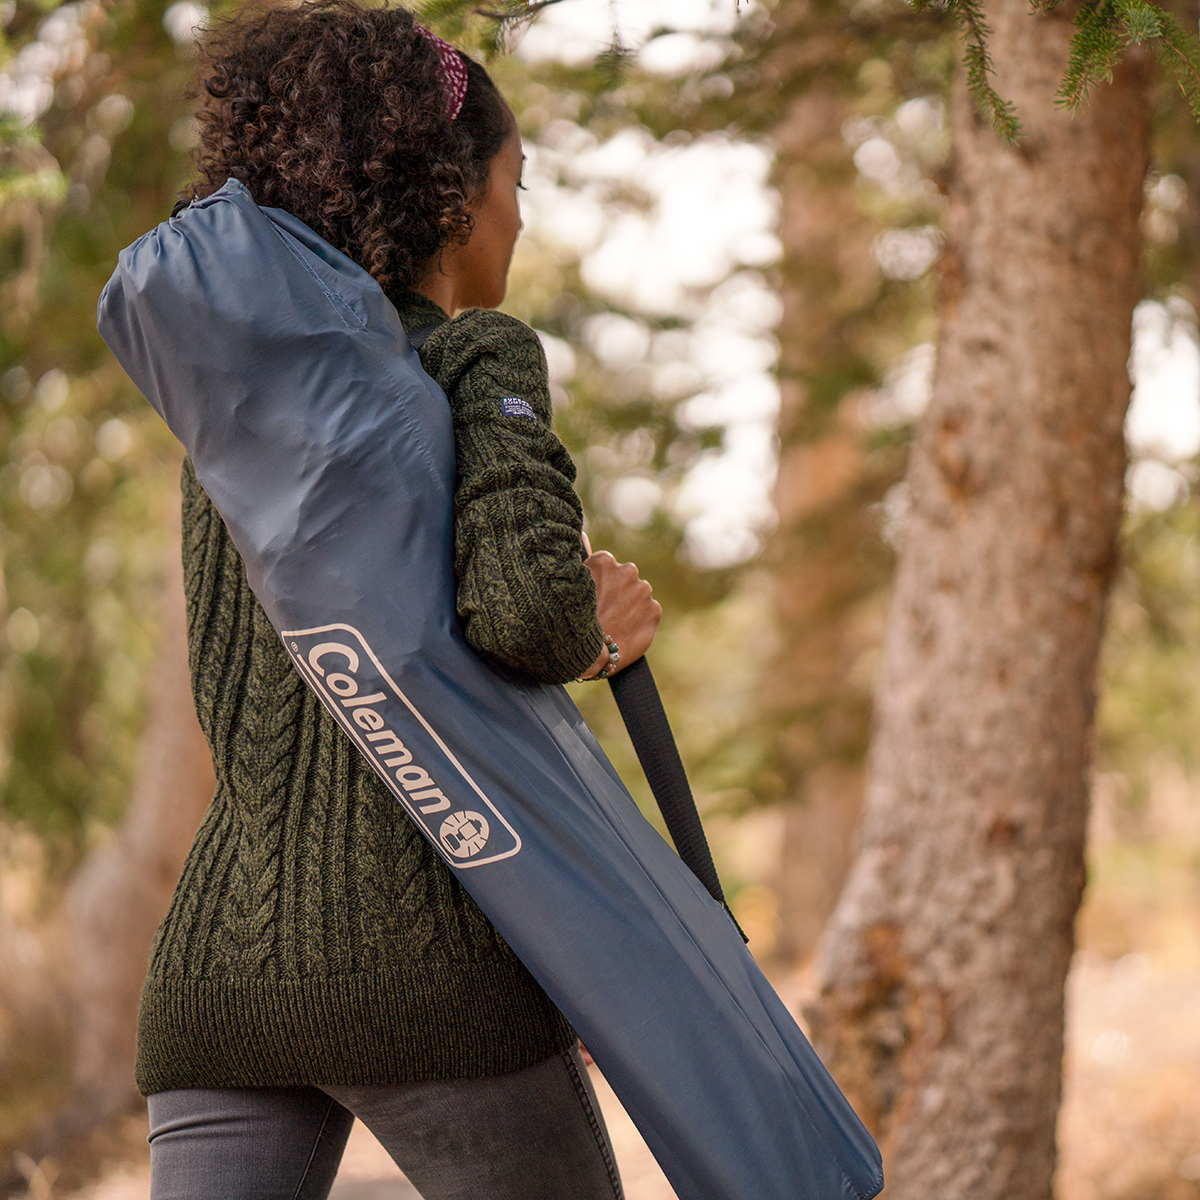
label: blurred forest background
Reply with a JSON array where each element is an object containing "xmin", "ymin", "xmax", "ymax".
[{"xmin": 0, "ymin": 0, "xmax": 1199, "ymax": 1196}]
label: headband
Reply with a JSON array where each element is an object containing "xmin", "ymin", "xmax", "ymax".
[{"xmin": 415, "ymin": 25, "xmax": 469, "ymax": 123}]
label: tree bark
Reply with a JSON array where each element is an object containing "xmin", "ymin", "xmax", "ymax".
[
  {"xmin": 66, "ymin": 500, "xmax": 213, "ymax": 1118},
  {"xmin": 804, "ymin": 7, "xmax": 1152, "ymax": 1197}
]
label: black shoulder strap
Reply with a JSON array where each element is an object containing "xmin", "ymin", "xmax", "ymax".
[{"xmin": 609, "ymin": 657, "xmax": 747, "ymax": 942}]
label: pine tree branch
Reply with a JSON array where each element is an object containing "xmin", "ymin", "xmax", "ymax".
[
  {"xmin": 912, "ymin": 0, "xmax": 1021, "ymax": 141},
  {"xmin": 1056, "ymin": 0, "xmax": 1125, "ymax": 111},
  {"xmin": 1052, "ymin": 0, "xmax": 1200, "ymax": 119},
  {"xmin": 1134, "ymin": 4, "xmax": 1200, "ymax": 119}
]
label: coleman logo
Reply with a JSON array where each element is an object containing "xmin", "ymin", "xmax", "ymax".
[
  {"xmin": 282, "ymin": 624, "xmax": 521, "ymax": 869},
  {"xmin": 306, "ymin": 640, "xmax": 452, "ymax": 814},
  {"xmin": 440, "ymin": 811, "xmax": 490, "ymax": 858}
]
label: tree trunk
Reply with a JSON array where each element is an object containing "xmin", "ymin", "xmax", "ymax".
[
  {"xmin": 759, "ymin": 17, "xmax": 904, "ymax": 965},
  {"xmin": 66, "ymin": 499, "xmax": 213, "ymax": 1118},
  {"xmin": 771, "ymin": 764, "xmax": 866, "ymax": 963},
  {"xmin": 804, "ymin": 7, "xmax": 1152, "ymax": 1197}
]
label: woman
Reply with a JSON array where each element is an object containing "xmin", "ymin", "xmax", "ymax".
[{"xmin": 142, "ymin": 3, "xmax": 661, "ymax": 1197}]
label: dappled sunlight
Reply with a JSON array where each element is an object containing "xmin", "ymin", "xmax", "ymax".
[{"xmin": 517, "ymin": 109, "xmax": 781, "ymax": 566}]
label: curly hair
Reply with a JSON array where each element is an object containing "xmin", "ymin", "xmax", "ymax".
[{"xmin": 181, "ymin": 0, "xmax": 512, "ymax": 301}]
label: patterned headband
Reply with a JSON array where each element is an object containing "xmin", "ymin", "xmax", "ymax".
[{"xmin": 415, "ymin": 25, "xmax": 469, "ymax": 123}]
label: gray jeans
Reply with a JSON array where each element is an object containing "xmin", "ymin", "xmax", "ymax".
[{"xmin": 147, "ymin": 1047, "xmax": 624, "ymax": 1200}]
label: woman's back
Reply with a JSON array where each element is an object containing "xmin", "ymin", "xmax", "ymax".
[{"xmin": 137, "ymin": 289, "xmax": 582, "ymax": 1094}]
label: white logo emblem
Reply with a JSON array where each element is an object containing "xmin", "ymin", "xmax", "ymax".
[{"xmin": 439, "ymin": 811, "xmax": 490, "ymax": 859}]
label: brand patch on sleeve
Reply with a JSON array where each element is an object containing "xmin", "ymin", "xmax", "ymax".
[{"xmin": 500, "ymin": 396, "xmax": 537, "ymax": 421}]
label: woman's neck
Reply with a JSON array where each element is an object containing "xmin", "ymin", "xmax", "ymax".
[{"xmin": 415, "ymin": 272, "xmax": 458, "ymax": 316}]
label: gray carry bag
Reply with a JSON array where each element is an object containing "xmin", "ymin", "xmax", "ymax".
[{"xmin": 98, "ymin": 179, "xmax": 882, "ymax": 1200}]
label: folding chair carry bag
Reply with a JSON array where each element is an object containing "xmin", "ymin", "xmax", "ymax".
[{"xmin": 98, "ymin": 179, "xmax": 883, "ymax": 1200}]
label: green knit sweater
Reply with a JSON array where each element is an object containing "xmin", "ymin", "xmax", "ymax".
[{"xmin": 135, "ymin": 293, "xmax": 604, "ymax": 1094}]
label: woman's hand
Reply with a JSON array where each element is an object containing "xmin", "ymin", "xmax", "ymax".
[{"xmin": 578, "ymin": 543, "xmax": 662, "ymax": 680}]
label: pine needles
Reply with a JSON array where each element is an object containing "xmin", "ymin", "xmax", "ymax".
[
  {"xmin": 1056, "ymin": 0, "xmax": 1125, "ymax": 112},
  {"xmin": 912, "ymin": 0, "xmax": 1022, "ymax": 139},
  {"xmin": 1138, "ymin": 4, "xmax": 1200, "ymax": 117},
  {"xmin": 912, "ymin": 0, "xmax": 1200, "ymax": 141},
  {"xmin": 1055, "ymin": 0, "xmax": 1200, "ymax": 117}
]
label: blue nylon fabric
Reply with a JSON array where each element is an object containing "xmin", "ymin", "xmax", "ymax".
[{"xmin": 98, "ymin": 179, "xmax": 883, "ymax": 1200}]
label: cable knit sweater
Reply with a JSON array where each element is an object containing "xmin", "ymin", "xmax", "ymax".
[{"xmin": 135, "ymin": 293, "xmax": 603, "ymax": 1093}]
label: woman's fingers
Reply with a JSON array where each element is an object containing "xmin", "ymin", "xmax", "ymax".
[{"xmin": 580, "ymin": 550, "xmax": 662, "ymax": 678}]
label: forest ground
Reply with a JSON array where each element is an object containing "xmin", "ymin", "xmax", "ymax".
[{"xmin": 43, "ymin": 930, "xmax": 1200, "ymax": 1200}]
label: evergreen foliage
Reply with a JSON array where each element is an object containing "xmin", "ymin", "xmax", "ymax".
[
  {"xmin": 908, "ymin": 0, "xmax": 1200, "ymax": 138},
  {"xmin": 909, "ymin": 0, "xmax": 1021, "ymax": 138},
  {"xmin": 1054, "ymin": 0, "xmax": 1200, "ymax": 117}
]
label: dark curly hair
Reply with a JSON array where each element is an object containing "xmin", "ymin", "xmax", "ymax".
[{"xmin": 180, "ymin": 0, "xmax": 513, "ymax": 301}]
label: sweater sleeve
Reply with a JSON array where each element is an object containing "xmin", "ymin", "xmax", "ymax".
[{"xmin": 418, "ymin": 308, "xmax": 605, "ymax": 684}]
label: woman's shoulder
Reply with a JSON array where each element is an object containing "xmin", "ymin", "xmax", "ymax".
[
  {"xmin": 428, "ymin": 307, "xmax": 544, "ymax": 361},
  {"xmin": 419, "ymin": 307, "xmax": 548, "ymax": 404},
  {"xmin": 445, "ymin": 306, "xmax": 536, "ymax": 336}
]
